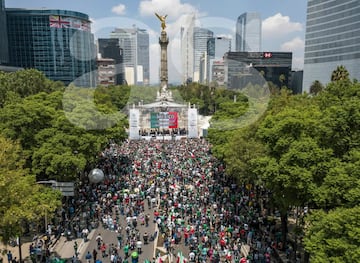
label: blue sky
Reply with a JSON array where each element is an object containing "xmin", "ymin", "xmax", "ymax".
[{"xmin": 7, "ymin": 0, "xmax": 307, "ymax": 84}]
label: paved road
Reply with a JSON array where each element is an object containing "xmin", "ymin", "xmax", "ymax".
[
  {"xmin": 51, "ymin": 201, "xmax": 158, "ymax": 263},
  {"xmin": 80, "ymin": 221, "xmax": 156, "ymax": 263}
]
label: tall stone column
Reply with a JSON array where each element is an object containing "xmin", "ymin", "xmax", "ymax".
[{"xmin": 159, "ymin": 30, "xmax": 169, "ymax": 90}]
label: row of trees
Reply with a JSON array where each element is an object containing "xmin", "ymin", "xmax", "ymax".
[
  {"xmin": 207, "ymin": 66, "xmax": 360, "ymax": 262},
  {"xmin": 0, "ymin": 70, "xmax": 130, "ymax": 243}
]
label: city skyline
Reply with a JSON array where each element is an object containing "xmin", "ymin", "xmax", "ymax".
[{"xmin": 7, "ymin": 0, "xmax": 307, "ymax": 84}]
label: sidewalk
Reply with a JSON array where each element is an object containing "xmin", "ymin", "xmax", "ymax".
[
  {"xmin": 0, "ymin": 240, "xmax": 32, "ymax": 263},
  {"xmin": 0, "ymin": 230, "xmax": 95, "ymax": 263},
  {"xmin": 0, "ymin": 234, "xmax": 57, "ymax": 263},
  {"xmin": 51, "ymin": 230, "xmax": 96, "ymax": 260}
]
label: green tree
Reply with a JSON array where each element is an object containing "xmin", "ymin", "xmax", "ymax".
[
  {"xmin": 224, "ymin": 126, "xmax": 265, "ymax": 185},
  {"xmin": 0, "ymin": 69, "xmax": 64, "ymax": 107},
  {"xmin": 0, "ymin": 86, "xmax": 127, "ymax": 181},
  {"xmin": 0, "ymin": 94, "xmax": 57, "ymax": 151},
  {"xmin": 279, "ymin": 74, "xmax": 286, "ymax": 88},
  {"xmin": 94, "ymin": 85, "xmax": 131, "ymax": 110},
  {"xmin": 316, "ymin": 80, "xmax": 360, "ymax": 158},
  {"xmin": 309, "ymin": 80, "xmax": 324, "ymax": 95},
  {"xmin": 330, "ymin": 65, "xmax": 350, "ymax": 82},
  {"xmin": 0, "ymin": 136, "xmax": 61, "ymax": 243},
  {"xmin": 304, "ymin": 206, "xmax": 360, "ymax": 262},
  {"xmin": 254, "ymin": 100, "xmax": 328, "ymax": 248}
]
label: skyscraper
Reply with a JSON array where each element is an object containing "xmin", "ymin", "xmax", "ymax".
[
  {"xmin": 235, "ymin": 12, "xmax": 262, "ymax": 52},
  {"xmin": 206, "ymin": 36, "xmax": 231, "ymax": 84},
  {"xmin": 0, "ymin": 0, "xmax": 9, "ymax": 65},
  {"xmin": 224, "ymin": 52, "xmax": 292, "ymax": 89},
  {"xmin": 6, "ymin": 8, "xmax": 96, "ymax": 87},
  {"xmin": 110, "ymin": 27, "xmax": 149, "ymax": 86},
  {"xmin": 98, "ymin": 38, "xmax": 124, "ymax": 85},
  {"xmin": 193, "ymin": 27, "xmax": 213, "ymax": 82},
  {"xmin": 181, "ymin": 14, "xmax": 196, "ymax": 84},
  {"xmin": 303, "ymin": 0, "xmax": 360, "ymax": 92}
]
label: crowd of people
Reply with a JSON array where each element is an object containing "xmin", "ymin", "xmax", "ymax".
[{"xmin": 64, "ymin": 138, "xmax": 284, "ymax": 263}]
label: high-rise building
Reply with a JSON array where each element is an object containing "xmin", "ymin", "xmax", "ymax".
[
  {"xmin": 110, "ymin": 27, "xmax": 149, "ymax": 86},
  {"xmin": 98, "ymin": 38, "xmax": 124, "ymax": 85},
  {"xmin": 0, "ymin": 0, "xmax": 9, "ymax": 65},
  {"xmin": 303, "ymin": 0, "xmax": 360, "ymax": 92},
  {"xmin": 235, "ymin": 12, "xmax": 262, "ymax": 52},
  {"xmin": 97, "ymin": 58, "xmax": 116, "ymax": 86},
  {"xmin": 211, "ymin": 61, "xmax": 225, "ymax": 86},
  {"xmin": 193, "ymin": 27, "xmax": 213, "ymax": 82},
  {"xmin": 181, "ymin": 14, "xmax": 196, "ymax": 84},
  {"xmin": 224, "ymin": 51, "xmax": 292, "ymax": 89},
  {"xmin": 206, "ymin": 36, "xmax": 231, "ymax": 84},
  {"xmin": 6, "ymin": 8, "xmax": 96, "ymax": 87}
]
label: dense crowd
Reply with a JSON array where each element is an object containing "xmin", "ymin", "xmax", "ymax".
[{"xmin": 63, "ymin": 138, "xmax": 283, "ymax": 263}]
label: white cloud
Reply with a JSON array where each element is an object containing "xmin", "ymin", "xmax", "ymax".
[
  {"xmin": 280, "ymin": 37, "xmax": 305, "ymax": 70},
  {"xmin": 281, "ymin": 37, "xmax": 304, "ymax": 52},
  {"xmin": 139, "ymin": 0, "xmax": 197, "ymax": 20},
  {"xmin": 262, "ymin": 13, "xmax": 302, "ymax": 38},
  {"xmin": 111, "ymin": 4, "xmax": 126, "ymax": 15}
]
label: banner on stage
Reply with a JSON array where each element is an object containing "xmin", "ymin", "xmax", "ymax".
[
  {"xmin": 150, "ymin": 112, "xmax": 178, "ymax": 129},
  {"xmin": 188, "ymin": 108, "xmax": 198, "ymax": 138},
  {"xmin": 129, "ymin": 109, "xmax": 140, "ymax": 139}
]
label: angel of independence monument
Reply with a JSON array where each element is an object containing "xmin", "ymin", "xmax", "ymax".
[{"xmin": 129, "ymin": 14, "xmax": 198, "ymax": 140}]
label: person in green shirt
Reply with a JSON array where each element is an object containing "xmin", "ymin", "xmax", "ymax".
[{"xmin": 124, "ymin": 244, "xmax": 129, "ymax": 258}]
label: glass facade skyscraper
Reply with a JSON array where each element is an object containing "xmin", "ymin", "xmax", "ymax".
[
  {"xmin": 193, "ymin": 27, "xmax": 213, "ymax": 82},
  {"xmin": 303, "ymin": 0, "xmax": 360, "ymax": 92},
  {"xmin": 110, "ymin": 27, "xmax": 149, "ymax": 86},
  {"xmin": 0, "ymin": 0, "xmax": 9, "ymax": 65},
  {"xmin": 181, "ymin": 14, "xmax": 196, "ymax": 84},
  {"xmin": 236, "ymin": 12, "xmax": 262, "ymax": 52},
  {"xmin": 6, "ymin": 8, "xmax": 96, "ymax": 87},
  {"xmin": 224, "ymin": 52, "xmax": 292, "ymax": 89}
]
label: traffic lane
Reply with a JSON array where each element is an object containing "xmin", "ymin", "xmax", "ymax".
[{"xmin": 80, "ymin": 208, "xmax": 157, "ymax": 262}]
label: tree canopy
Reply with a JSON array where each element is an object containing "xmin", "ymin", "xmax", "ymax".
[
  {"xmin": 0, "ymin": 70, "xmax": 128, "ymax": 181},
  {"xmin": 0, "ymin": 135, "xmax": 61, "ymax": 243},
  {"xmin": 207, "ymin": 66, "xmax": 360, "ymax": 261}
]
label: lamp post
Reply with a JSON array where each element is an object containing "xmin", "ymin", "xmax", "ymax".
[{"xmin": 18, "ymin": 236, "xmax": 23, "ymax": 263}]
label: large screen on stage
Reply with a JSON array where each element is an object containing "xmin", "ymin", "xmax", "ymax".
[{"xmin": 150, "ymin": 112, "xmax": 178, "ymax": 128}]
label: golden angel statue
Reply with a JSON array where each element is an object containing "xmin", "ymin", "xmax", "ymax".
[{"xmin": 155, "ymin": 13, "xmax": 168, "ymax": 31}]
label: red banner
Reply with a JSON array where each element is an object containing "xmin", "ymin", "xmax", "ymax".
[{"xmin": 168, "ymin": 112, "xmax": 178, "ymax": 128}]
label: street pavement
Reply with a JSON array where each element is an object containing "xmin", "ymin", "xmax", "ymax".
[{"xmin": 52, "ymin": 203, "xmax": 158, "ymax": 263}]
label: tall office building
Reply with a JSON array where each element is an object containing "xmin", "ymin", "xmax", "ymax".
[
  {"xmin": 98, "ymin": 38, "xmax": 124, "ymax": 85},
  {"xmin": 0, "ymin": 0, "xmax": 9, "ymax": 65},
  {"xmin": 224, "ymin": 51, "xmax": 292, "ymax": 89},
  {"xmin": 235, "ymin": 12, "xmax": 262, "ymax": 52},
  {"xmin": 6, "ymin": 8, "xmax": 96, "ymax": 87},
  {"xmin": 110, "ymin": 27, "xmax": 149, "ymax": 86},
  {"xmin": 303, "ymin": 0, "xmax": 360, "ymax": 92},
  {"xmin": 193, "ymin": 27, "xmax": 213, "ymax": 82},
  {"xmin": 206, "ymin": 36, "xmax": 231, "ymax": 84},
  {"xmin": 181, "ymin": 14, "xmax": 196, "ymax": 84}
]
